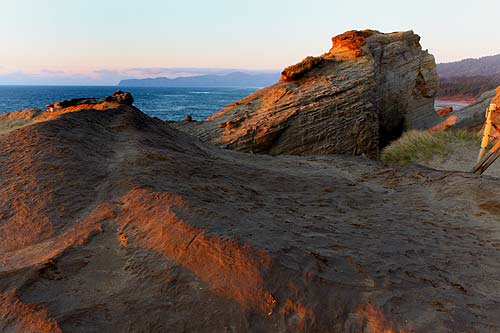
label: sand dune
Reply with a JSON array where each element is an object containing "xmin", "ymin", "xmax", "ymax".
[{"xmin": 1, "ymin": 98, "xmax": 500, "ymax": 332}]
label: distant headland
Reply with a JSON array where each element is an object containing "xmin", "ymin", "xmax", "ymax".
[{"xmin": 118, "ymin": 71, "xmax": 280, "ymax": 88}]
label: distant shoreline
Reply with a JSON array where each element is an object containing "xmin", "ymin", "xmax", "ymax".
[
  {"xmin": 435, "ymin": 96, "xmax": 476, "ymax": 104},
  {"xmin": 434, "ymin": 97, "xmax": 471, "ymax": 111}
]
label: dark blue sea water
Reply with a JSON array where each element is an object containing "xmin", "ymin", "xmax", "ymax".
[{"xmin": 0, "ymin": 86, "xmax": 258, "ymax": 121}]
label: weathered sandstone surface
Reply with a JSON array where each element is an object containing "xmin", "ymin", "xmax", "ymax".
[
  {"xmin": 1, "ymin": 95, "xmax": 500, "ymax": 332},
  {"xmin": 441, "ymin": 87, "xmax": 500, "ymax": 130},
  {"xmin": 175, "ymin": 30, "xmax": 440, "ymax": 157}
]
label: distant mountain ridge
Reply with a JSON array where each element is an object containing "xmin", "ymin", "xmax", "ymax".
[
  {"xmin": 118, "ymin": 71, "xmax": 280, "ymax": 87},
  {"xmin": 436, "ymin": 54, "xmax": 500, "ymax": 99},
  {"xmin": 437, "ymin": 54, "xmax": 500, "ymax": 78}
]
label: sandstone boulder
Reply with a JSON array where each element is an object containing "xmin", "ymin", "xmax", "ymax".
[
  {"xmin": 436, "ymin": 105, "xmax": 453, "ymax": 117},
  {"xmin": 113, "ymin": 90, "xmax": 134, "ymax": 105},
  {"xmin": 175, "ymin": 30, "xmax": 440, "ymax": 157}
]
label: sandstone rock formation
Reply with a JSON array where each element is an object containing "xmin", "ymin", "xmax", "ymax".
[
  {"xmin": 45, "ymin": 90, "xmax": 133, "ymax": 111},
  {"xmin": 1, "ymin": 91, "xmax": 135, "ymax": 135},
  {"xmin": 1, "ymin": 95, "xmax": 500, "ymax": 332},
  {"xmin": 436, "ymin": 105, "xmax": 453, "ymax": 117},
  {"xmin": 441, "ymin": 87, "xmax": 499, "ymax": 130},
  {"xmin": 175, "ymin": 30, "xmax": 440, "ymax": 157}
]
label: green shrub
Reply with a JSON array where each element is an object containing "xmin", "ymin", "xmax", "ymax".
[{"xmin": 381, "ymin": 130, "xmax": 481, "ymax": 164}]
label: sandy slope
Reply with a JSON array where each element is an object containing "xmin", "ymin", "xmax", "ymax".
[
  {"xmin": 1, "ymin": 103, "xmax": 500, "ymax": 332},
  {"xmin": 424, "ymin": 139, "xmax": 500, "ymax": 178}
]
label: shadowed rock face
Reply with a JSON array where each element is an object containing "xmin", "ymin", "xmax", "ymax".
[
  {"xmin": 1, "ymin": 97, "xmax": 500, "ymax": 332},
  {"xmin": 174, "ymin": 30, "xmax": 440, "ymax": 157}
]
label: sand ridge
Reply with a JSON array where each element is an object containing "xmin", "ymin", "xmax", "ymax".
[{"xmin": 1, "ymin": 102, "xmax": 500, "ymax": 332}]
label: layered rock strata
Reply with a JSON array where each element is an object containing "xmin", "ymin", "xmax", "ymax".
[{"xmin": 175, "ymin": 30, "xmax": 440, "ymax": 157}]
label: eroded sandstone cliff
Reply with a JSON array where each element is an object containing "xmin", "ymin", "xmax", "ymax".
[
  {"xmin": 175, "ymin": 30, "xmax": 440, "ymax": 157},
  {"xmin": 1, "ymin": 95, "xmax": 500, "ymax": 332}
]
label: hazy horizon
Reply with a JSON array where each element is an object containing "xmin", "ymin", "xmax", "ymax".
[
  {"xmin": 0, "ymin": 67, "xmax": 282, "ymax": 86},
  {"xmin": 2, "ymin": 0, "xmax": 500, "ymax": 85}
]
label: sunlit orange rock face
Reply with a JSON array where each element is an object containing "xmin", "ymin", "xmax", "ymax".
[
  {"xmin": 2, "ymin": 96, "xmax": 500, "ymax": 331},
  {"xmin": 491, "ymin": 88, "xmax": 500, "ymax": 129},
  {"xmin": 428, "ymin": 115, "xmax": 458, "ymax": 132},
  {"xmin": 493, "ymin": 86, "xmax": 500, "ymax": 105},
  {"xmin": 329, "ymin": 30, "xmax": 377, "ymax": 60},
  {"xmin": 0, "ymin": 290, "xmax": 62, "ymax": 333},
  {"xmin": 436, "ymin": 105, "xmax": 453, "ymax": 117},
  {"xmin": 355, "ymin": 304, "xmax": 412, "ymax": 333},
  {"xmin": 175, "ymin": 30, "xmax": 440, "ymax": 156}
]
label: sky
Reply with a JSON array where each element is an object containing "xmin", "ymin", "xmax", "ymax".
[{"xmin": 1, "ymin": 0, "xmax": 499, "ymax": 85}]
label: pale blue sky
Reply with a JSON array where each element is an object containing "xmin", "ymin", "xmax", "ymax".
[{"xmin": 1, "ymin": 0, "xmax": 499, "ymax": 84}]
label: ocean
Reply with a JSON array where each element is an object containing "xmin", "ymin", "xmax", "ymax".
[
  {"xmin": 0, "ymin": 86, "xmax": 258, "ymax": 121},
  {"xmin": 434, "ymin": 99, "xmax": 470, "ymax": 111},
  {"xmin": 0, "ymin": 86, "xmax": 470, "ymax": 122}
]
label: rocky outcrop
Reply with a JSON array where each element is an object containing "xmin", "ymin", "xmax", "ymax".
[
  {"xmin": 45, "ymin": 91, "xmax": 133, "ymax": 111},
  {"xmin": 436, "ymin": 105, "xmax": 453, "ymax": 117},
  {"xmin": 441, "ymin": 87, "xmax": 499, "ymax": 130},
  {"xmin": 174, "ymin": 30, "xmax": 440, "ymax": 157},
  {"xmin": 2, "ymin": 95, "xmax": 500, "ymax": 332},
  {"xmin": 0, "ymin": 91, "xmax": 135, "ymax": 136}
]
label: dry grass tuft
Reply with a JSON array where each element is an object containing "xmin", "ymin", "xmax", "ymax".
[
  {"xmin": 0, "ymin": 108, "xmax": 41, "ymax": 135},
  {"xmin": 381, "ymin": 130, "xmax": 481, "ymax": 164},
  {"xmin": 0, "ymin": 118, "xmax": 34, "ymax": 135}
]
